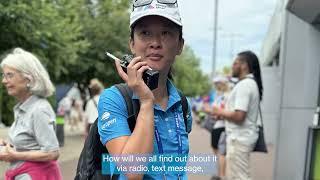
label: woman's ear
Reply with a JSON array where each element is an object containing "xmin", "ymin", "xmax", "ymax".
[
  {"xmin": 129, "ymin": 38, "xmax": 135, "ymax": 55},
  {"xmin": 24, "ymin": 74, "xmax": 32, "ymax": 83},
  {"xmin": 23, "ymin": 74, "xmax": 33, "ymax": 89},
  {"xmin": 177, "ymin": 38, "xmax": 184, "ymax": 55}
]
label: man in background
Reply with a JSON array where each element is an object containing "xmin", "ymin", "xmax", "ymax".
[{"xmin": 212, "ymin": 51, "xmax": 263, "ymax": 180}]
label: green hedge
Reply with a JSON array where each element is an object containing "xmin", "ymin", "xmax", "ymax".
[{"xmin": 0, "ymin": 85, "xmax": 16, "ymax": 126}]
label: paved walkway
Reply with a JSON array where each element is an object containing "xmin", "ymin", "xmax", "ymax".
[{"xmin": 0, "ymin": 122, "xmax": 274, "ymax": 179}]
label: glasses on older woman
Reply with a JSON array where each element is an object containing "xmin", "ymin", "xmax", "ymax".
[{"xmin": 1, "ymin": 72, "xmax": 16, "ymax": 81}]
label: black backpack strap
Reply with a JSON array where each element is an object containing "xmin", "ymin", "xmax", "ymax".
[
  {"xmin": 75, "ymin": 118, "xmax": 110, "ymax": 180},
  {"xmin": 115, "ymin": 84, "xmax": 187, "ymax": 133},
  {"xmin": 115, "ymin": 83, "xmax": 139, "ymax": 132},
  {"xmin": 177, "ymin": 90, "xmax": 190, "ymax": 133},
  {"xmin": 77, "ymin": 84, "xmax": 139, "ymax": 180}
]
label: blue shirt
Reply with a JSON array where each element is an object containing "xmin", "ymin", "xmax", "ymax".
[
  {"xmin": 98, "ymin": 81, "xmax": 192, "ymax": 180},
  {"xmin": 209, "ymin": 90, "xmax": 216, "ymax": 105}
]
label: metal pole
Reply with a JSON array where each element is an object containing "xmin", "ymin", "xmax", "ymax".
[{"xmin": 212, "ymin": 0, "xmax": 218, "ymax": 79}]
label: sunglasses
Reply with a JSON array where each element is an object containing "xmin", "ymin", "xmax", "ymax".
[{"xmin": 133, "ymin": 0, "xmax": 177, "ymax": 7}]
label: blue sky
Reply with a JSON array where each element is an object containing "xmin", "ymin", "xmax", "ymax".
[{"xmin": 178, "ymin": 0, "xmax": 278, "ymax": 75}]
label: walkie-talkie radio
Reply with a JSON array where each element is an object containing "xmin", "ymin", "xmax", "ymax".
[{"xmin": 105, "ymin": 52, "xmax": 159, "ymax": 90}]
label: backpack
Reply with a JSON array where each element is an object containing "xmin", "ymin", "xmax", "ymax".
[{"xmin": 74, "ymin": 83, "xmax": 190, "ymax": 180}]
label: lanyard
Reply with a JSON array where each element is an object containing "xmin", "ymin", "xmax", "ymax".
[
  {"xmin": 155, "ymin": 112, "xmax": 182, "ymax": 153},
  {"xmin": 174, "ymin": 112, "xmax": 182, "ymax": 154},
  {"xmin": 154, "ymin": 112, "xmax": 183, "ymax": 180}
]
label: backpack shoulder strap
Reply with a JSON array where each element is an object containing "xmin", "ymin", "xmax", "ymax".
[
  {"xmin": 177, "ymin": 90, "xmax": 190, "ymax": 133},
  {"xmin": 115, "ymin": 84, "xmax": 187, "ymax": 133},
  {"xmin": 115, "ymin": 83, "xmax": 139, "ymax": 132},
  {"xmin": 76, "ymin": 84, "xmax": 137, "ymax": 180},
  {"xmin": 75, "ymin": 117, "xmax": 108, "ymax": 180}
]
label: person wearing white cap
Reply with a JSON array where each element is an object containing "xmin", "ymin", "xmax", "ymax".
[
  {"xmin": 203, "ymin": 75, "xmax": 229, "ymax": 179},
  {"xmin": 98, "ymin": 0, "xmax": 192, "ymax": 179}
]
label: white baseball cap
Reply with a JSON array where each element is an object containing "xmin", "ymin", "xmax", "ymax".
[
  {"xmin": 213, "ymin": 76, "xmax": 228, "ymax": 83},
  {"xmin": 130, "ymin": 0, "xmax": 183, "ymax": 27}
]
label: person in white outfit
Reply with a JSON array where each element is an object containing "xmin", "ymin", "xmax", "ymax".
[
  {"xmin": 212, "ymin": 51, "xmax": 263, "ymax": 180},
  {"xmin": 203, "ymin": 76, "xmax": 229, "ymax": 179},
  {"xmin": 84, "ymin": 78, "xmax": 104, "ymax": 138}
]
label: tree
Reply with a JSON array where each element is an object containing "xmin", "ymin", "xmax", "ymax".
[
  {"xmin": 71, "ymin": 0, "xmax": 131, "ymax": 88},
  {"xmin": 0, "ymin": 0, "xmax": 90, "ymax": 125},
  {"xmin": 0, "ymin": 0, "xmax": 89, "ymax": 81},
  {"xmin": 173, "ymin": 46, "xmax": 211, "ymax": 97},
  {"xmin": 0, "ymin": 0, "xmax": 210, "ymax": 125},
  {"xmin": 222, "ymin": 66, "xmax": 231, "ymax": 76}
]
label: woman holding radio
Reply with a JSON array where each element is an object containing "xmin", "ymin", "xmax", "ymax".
[{"xmin": 98, "ymin": 0, "xmax": 193, "ymax": 179}]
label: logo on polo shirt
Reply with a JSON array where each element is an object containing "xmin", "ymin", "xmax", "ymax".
[
  {"xmin": 101, "ymin": 112, "xmax": 110, "ymax": 121},
  {"xmin": 101, "ymin": 118, "xmax": 117, "ymax": 130}
]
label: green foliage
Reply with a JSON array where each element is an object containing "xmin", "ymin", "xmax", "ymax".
[
  {"xmin": 0, "ymin": 0, "xmax": 209, "ymax": 125},
  {"xmin": 0, "ymin": 0, "xmax": 89, "ymax": 82},
  {"xmin": 75, "ymin": 0, "xmax": 130, "ymax": 88},
  {"xmin": 0, "ymin": 0, "xmax": 90, "ymax": 125},
  {"xmin": 217, "ymin": 66, "xmax": 231, "ymax": 76},
  {"xmin": 0, "ymin": 85, "xmax": 16, "ymax": 126},
  {"xmin": 173, "ymin": 46, "xmax": 211, "ymax": 97}
]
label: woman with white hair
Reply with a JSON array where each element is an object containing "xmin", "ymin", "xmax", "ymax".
[{"xmin": 0, "ymin": 48, "xmax": 62, "ymax": 179}]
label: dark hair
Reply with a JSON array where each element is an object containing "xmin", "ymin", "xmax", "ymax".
[
  {"xmin": 238, "ymin": 51, "xmax": 263, "ymax": 101},
  {"xmin": 89, "ymin": 85, "xmax": 102, "ymax": 96},
  {"xmin": 130, "ymin": 22, "xmax": 183, "ymax": 41}
]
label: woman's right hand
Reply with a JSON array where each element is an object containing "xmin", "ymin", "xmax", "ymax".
[
  {"xmin": 0, "ymin": 143, "xmax": 16, "ymax": 162},
  {"xmin": 0, "ymin": 139, "xmax": 7, "ymax": 146},
  {"xmin": 115, "ymin": 56, "xmax": 154, "ymax": 103}
]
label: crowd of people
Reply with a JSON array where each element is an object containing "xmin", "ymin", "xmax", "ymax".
[{"xmin": 0, "ymin": 0, "xmax": 264, "ymax": 179}]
